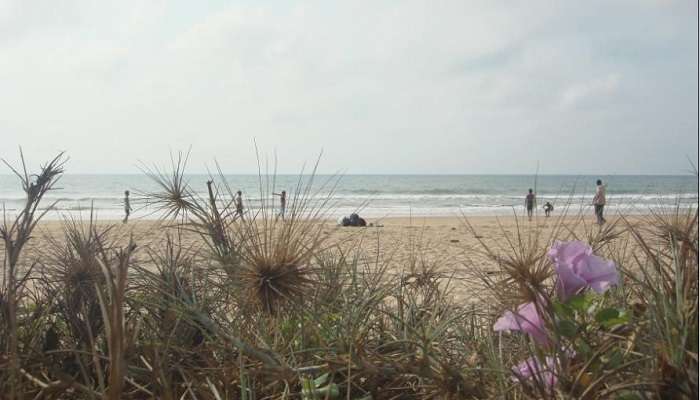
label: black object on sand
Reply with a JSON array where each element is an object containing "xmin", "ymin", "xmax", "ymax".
[{"xmin": 341, "ymin": 213, "xmax": 367, "ymax": 227}]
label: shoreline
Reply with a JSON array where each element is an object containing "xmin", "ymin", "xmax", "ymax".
[
  {"xmin": 27, "ymin": 212, "xmax": 649, "ymax": 227},
  {"xmin": 18, "ymin": 205, "xmax": 681, "ymax": 226}
]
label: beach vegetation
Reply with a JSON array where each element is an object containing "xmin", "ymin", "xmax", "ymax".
[{"xmin": 0, "ymin": 152, "xmax": 697, "ymax": 399}]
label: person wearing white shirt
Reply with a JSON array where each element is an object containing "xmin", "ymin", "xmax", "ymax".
[{"xmin": 593, "ymin": 179, "xmax": 607, "ymax": 225}]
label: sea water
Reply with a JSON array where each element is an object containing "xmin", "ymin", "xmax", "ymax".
[{"xmin": 0, "ymin": 174, "xmax": 696, "ymax": 220}]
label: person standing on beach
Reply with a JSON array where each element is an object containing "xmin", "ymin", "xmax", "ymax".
[
  {"xmin": 273, "ymin": 190, "xmax": 286, "ymax": 220},
  {"xmin": 234, "ymin": 190, "xmax": 245, "ymax": 219},
  {"xmin": 122, "ymin": 190, "xmax": 132, "ymax": 224},
  {"xmin": 525, "ymin": 188, "xmax": 535, "ymax": 221},
  {"xmin": 593, "ymin": 179, "xmax": 607, "ymax": 225}
]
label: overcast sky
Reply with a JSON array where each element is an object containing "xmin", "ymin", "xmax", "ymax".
[{"xmin": 1, "ymin": 0, "xmax": 697, "ymax": 174}]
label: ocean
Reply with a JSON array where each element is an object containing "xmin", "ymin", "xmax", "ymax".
[{"xmin": 0, "ymin": 174, "xmax": 696, "ymax": 220}]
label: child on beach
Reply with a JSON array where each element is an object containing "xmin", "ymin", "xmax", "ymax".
[
  {"xmin": 273, "ymin": 190, "xmax": 286, "ymax": 220},
  {"xmin": 234, "ymin": 190, "xmax": 244, "ymax": 219},
  {"xmin": 525, "ymin": 189, "xmax": 535, "ymax": 221},
  {"xmin": 543, "ymin": 201, "xmax": 554, "ymax": 217},
  {"xmin": 123, "ymin": 190, "xmax": 132, "ymax": 224},
  {"xmin": 593, "ymin": 179, "xmax": 607, "ymax": 225}
]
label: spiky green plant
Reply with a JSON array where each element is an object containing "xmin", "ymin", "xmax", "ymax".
[
  {"xmin": 621, "ymin": 206, "xmax": 698, "ymax": 399},
  {"xmin": 41, "ymin": 213, "xmax": 112, "ymax": 349},
  {"xmin": 0, "ymin": 150, "xmax": 66, "ymax": 399},
  {"xmin": 230, "ymin": 151, "xmax": 340, "ymax": 314}
]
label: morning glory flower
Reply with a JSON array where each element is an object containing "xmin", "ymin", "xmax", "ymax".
[
  {"xmin": 512, "ymin": 356, "xmax": 557, "ymax": 388},
  {"xmin": 548, "ymin": 241, "xmax": 619, "ymax": 301},
  {"xmin": 493, "ymin": 301, "xmax": 549, "ymax": 345}
]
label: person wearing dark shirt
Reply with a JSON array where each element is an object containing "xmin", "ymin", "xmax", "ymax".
[
  {"xmin": 543, "ymin": 201, "xmax": 554, "ymax": 217},
  {"xmin": 525, "ymin": 188, "xmax": 535, "ymax": 221},
  {"xmin": 122, "ymin": 190, "xmax": 132, "ymax": 224},
  {"xmin": 234, "ymin": 190, "xmax": 244, "ymax": 219}
]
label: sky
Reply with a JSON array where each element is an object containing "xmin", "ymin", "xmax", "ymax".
[{"xmin": 0, "ymin": 0, "xmax": 697, "ymax": 175}]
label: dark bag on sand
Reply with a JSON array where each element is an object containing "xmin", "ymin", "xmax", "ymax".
[{"xmin": 343, "ymin": 213, "xmax": 366, "ymax": 227}]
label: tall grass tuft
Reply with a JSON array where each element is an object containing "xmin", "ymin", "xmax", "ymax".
[
  {"xmin": 0, "ymin": 150, "xmax": 66, "ymax": 399},
  {"xmin": 41, "ymin": 214, "xmax": 111, "ymax": 349},
  {"xmin": 621, "ymin": 205, "xmax": 698, "ymax": 398}
]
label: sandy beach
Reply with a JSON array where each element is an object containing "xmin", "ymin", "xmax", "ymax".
[{"xmin": 14, "ymin": 213, "xmax": 644, "ymax": 280}]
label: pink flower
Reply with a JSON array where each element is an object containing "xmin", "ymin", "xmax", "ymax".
[
  {"xmin": 493, "ymin": 302, "xmax": 549, "ymax": 345},
  {"xmin": 548, "ymin": 241, "xmax": 619, "ymax": 301},
  {"xmin": 512, "ymin": 356, "xmax": 557, "ymax": 388}
]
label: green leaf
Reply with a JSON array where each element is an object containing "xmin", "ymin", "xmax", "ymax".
[
  {"xmin": 614, "ymin": 391, "xmax": 642, "ymax": 400},
  {"xmin": 314, "ymin": 373, "xmax": 329, "ymax": 387},
  {"xmin": 316, "ymin": 384, "xmax": 340, "ymax": 398},
  {"xmin": 301, "ymin": 378, "xmax": 315, "ymax": 400},
  {"xmin": 567, "ymin": 294, "xmax": 588, "ymax": 312},
  {"xmin": 576, "ymin": 340, "xmax": 593, "ymax": 357},
  {"xmin": 552, "ymin": 301, "xmax": 573, "ymax": 318},
  {"xmin": 595, "ymin": 308, "xmax": 629, "ymax": 329},
  {"xmin": 602, "ymin": 317, "xmax": 629, "ymax": 329},
  {"xmin": 557, "ymin": 319, "xmax": 578, "ymax": 338},
  {"xmin": 607, "ymin": 349, "xmax": 624, "ymax": 369},
  {"xmin": 595, "ymin": 308, "xmax": 620, "ymax": 323}
]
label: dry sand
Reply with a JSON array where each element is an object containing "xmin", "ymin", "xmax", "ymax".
[
  {"xmin": 11, "ymin": 214, "xmax": 642, "ymax": 276},
  {"xmin": 0, "ymin": 213, "xmax": 652, "ymax": 308}
]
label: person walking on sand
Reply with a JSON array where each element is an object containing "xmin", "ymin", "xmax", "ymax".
[
  {"xmin": 234, "ymin": 190, "xmax": 244, "ymax": 219},
  {"xmin": 273, "ymin": 190, "xmax": 286, "ymax": 220},
  {"xmin": 593, "ymin": 179, "xmax": 607, "ymax": 225},
  {"xmin": 122, "ymin": 190, "xmax": 132, "ymax": 224},
  {"xmin": 525, "ymin": 188, "xmax": 535, "ymax": 221}
]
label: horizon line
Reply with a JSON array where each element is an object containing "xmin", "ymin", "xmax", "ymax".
[{"xmin": 0, "ymin": 172, "xmax": 696, "ymax": 177}]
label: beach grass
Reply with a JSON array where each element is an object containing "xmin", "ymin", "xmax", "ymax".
[{"xmin": 0, "ymin": 152, "xmax": 697, "ymax": 399}]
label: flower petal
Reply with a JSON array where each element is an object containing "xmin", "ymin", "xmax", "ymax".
[
  {"xmin": 515, "ymin": 302, "xmax": 549, "ymax": 345},
  {"xmin": 577, "ymin": 255, "xmax": 619, "ymax": 294},
  {"xmin": 554, "ymin": 262, "xmax": 587, "ymax": 301},
  {"xmin": 494, "ymin": 302, "xmax": 550, "ymax": 345},
  {"xmin": 550, "ymin": 240, "xmax": 618, "ymax": 299},
  {"xmin": 548, "ymin": 241, "xmax": 591, "ymax": 266},
  {"xmin": 493, "ymin": 310, "xmax": 518, "ymax": 332},
  {"xmin": 511, "ymin": 356, "xmax": 557, "ymax": 388}
]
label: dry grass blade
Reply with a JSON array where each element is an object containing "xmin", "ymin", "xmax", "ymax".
[{"xmin": 138, "ymin": 150, "xmax": 203, "ymax": 221}]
